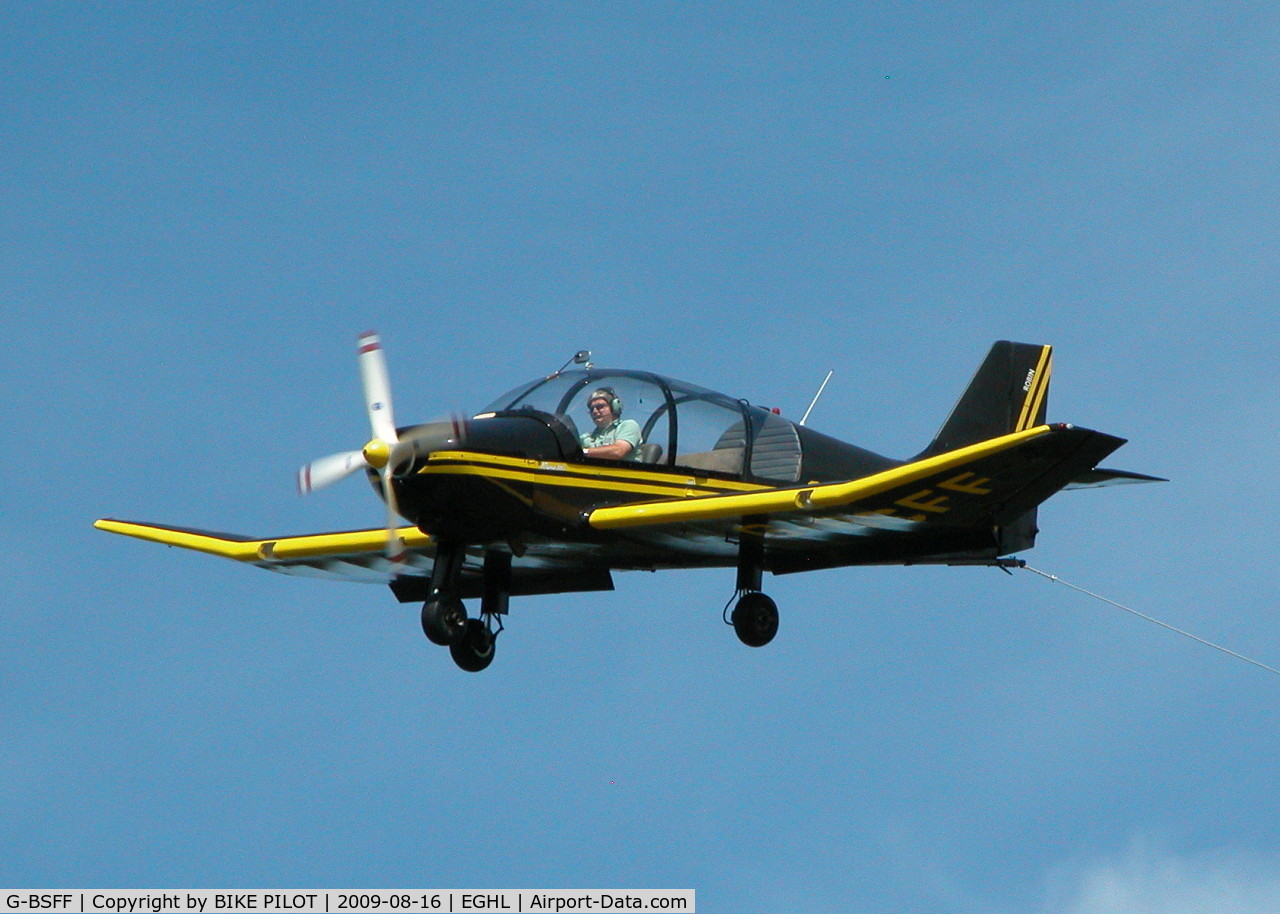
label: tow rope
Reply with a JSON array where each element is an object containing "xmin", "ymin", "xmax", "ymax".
[{"xmin": 1019, "ymin": 563, "xmax": 1280, "ymax": 679}]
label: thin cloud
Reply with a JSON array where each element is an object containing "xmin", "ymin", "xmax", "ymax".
[{"xmin": 1041, "ymin": 840, "xmax": 1280, "ymax": 914}]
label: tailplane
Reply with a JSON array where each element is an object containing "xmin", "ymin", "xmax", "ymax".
[{"xmin": 917, "ymin": 341, "xmax": 1053, "ymax": 459}]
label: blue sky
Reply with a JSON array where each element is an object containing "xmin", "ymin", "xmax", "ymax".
[{"xmin": 5, "ymin": 3, "xmax": 1280, "ymax": 911}]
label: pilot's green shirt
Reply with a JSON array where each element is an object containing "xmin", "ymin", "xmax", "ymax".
[{"xmin": 580, "ymin": 418, "xmax": 643, "ymax": 461}]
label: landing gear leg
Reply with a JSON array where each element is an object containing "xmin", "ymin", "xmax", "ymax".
[
  {"xmin": 449, "ymin": 549, "xmax": 510, "ymax": 673},
  {"xmin": 480, "ymin": 548, "xmax": 511, "ymax": 619},
  {"xmin": 421, "ymin": 541, "xmax": 468, "ymax": 646},
  {"xmin": 735, "ymin": 526, "xmax": 764, "ymax": 595},
  {"xmin": 728, "ymin": 521, "xmax": 779, "ymax": 647}
]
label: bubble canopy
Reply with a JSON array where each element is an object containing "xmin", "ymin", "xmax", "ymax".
[{"xmin": 479, "ymin": 368, "xmax": 809, "ymax": 482}]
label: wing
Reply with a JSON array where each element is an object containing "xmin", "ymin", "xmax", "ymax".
[
  {"xmin": 93, "ymin": 519, "xmax": 435, "ymax": 582},
  {"xmin": 92, "ymin": 519, "xmax": 615, "ymax": 599},
  {"xmin": 587, "ymin": 424, "xmax": 1129, "ymax": 569}
]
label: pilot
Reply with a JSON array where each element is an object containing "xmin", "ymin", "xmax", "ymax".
[{"xmin": 580, "ymin": 387, "xmax": 643, "ymax": 461}]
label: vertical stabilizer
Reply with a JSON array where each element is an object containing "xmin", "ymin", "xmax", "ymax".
[{"xmin": 917, "ymin": 341, "xmax": 1052, "ymax": 459}]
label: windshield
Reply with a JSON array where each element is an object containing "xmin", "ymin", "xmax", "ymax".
[{"xmin": 481, "ymin": 369, "xmax": 800, "ymax": 480}]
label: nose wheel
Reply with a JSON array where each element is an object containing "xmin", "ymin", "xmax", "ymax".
[
  {"xmin": 419, "ymin": 544, "xmax": 508, "ymax": 671},
  {"xmin": 730, "ymin": 591, "xmax": 779, "ymax": 647}
]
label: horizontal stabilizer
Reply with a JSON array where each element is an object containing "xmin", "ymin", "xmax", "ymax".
[{"xmin": 1065, "ymin": 467, "xmax": 1167, "ymax": 490}]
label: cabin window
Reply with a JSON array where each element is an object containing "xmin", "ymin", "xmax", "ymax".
[
  {"xmin": 669, "ymin": 396, "xmax": 747, "ymax": 476},
  {"xmin": 483, "ymin": 369, "xmax": 794, "ymax": 475}
]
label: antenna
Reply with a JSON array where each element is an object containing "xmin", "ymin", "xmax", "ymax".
[{"xmin": 799, "ymin": 369, "xmax": 834, "ymax": 427}]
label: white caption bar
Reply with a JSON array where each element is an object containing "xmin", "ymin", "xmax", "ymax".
[{"xmin": 2, "ymin": 892, "xmax": 694, "ymax": 914}]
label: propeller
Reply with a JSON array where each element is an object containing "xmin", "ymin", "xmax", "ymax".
[
  {"xmin": 296, "ymin": 449, "xmax": 365, "ymax": 495},
  {"xmin": 297, "ymin": 331, "xmax": 411, "ymax": 568}
]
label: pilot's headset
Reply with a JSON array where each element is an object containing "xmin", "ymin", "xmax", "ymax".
[{"xmin": 589, "ymin": 388, "xmax": 622, "ymax": 417}]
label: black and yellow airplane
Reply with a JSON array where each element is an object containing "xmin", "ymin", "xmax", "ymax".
[{"xmin": 96, "ymin": 334, "xmax": 1161, "ymax": 671}]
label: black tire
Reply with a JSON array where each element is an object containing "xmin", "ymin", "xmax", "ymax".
[
  {"xmin": 731, "ymin": 592, "xmax": 779, "ymax": 647},
  {"xmin": 450, "ymin": 618, "xmax": 496, "ymax": 672},
  {"xmin": 422, "ymin": 597, "xmax": 468, "ymax": 646}
]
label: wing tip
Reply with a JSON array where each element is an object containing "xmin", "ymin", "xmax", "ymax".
[{"xmin": 92, "ymin": 518, "xmax": 264, "ymax": 560}]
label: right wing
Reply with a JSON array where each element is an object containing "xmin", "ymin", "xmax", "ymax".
[
  {"xmin": 92, "ymin": 519, "xmax": 615, "ymax": 599},
  {"xmin": 93, "ymin": 519, "xmax": 434, "ymax": 583}
]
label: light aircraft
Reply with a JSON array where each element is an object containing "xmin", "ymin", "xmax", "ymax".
[{"xmin": 96, "ymin": 335, "xmax": 1161, "ymax": 671}]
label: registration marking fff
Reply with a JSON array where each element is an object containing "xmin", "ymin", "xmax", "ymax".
[{"xmin": 890, "ymin": 472, "xmax": 996, "ymax": 519}]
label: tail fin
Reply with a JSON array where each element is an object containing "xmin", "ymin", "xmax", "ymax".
[{"xmin": 917, "ymin": 341, "xmax": 1053, "ymax": 459}]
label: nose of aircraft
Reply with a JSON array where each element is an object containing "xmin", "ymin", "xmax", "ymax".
[
  {"xmin": 385, "ymin": 419, "xmax": 469, "ymax": 477},
  {"xmin": 362, "ymin": 437, "xmax": 392, "ymax": 469}
]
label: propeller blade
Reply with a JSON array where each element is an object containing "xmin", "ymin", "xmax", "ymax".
[
  {"xmin": 358, "ymin": 330, "xmax": 398, "ymax": 443},
  {"xmin": 382, "ymin": 468, "xmax": 408, "ymax": 573},
  {"xmin": 297, "ymin": 450, "xmax": 367, "ymax": 494},
  {"xmin": 449, "ymin": 411, "xmax": 470, "ymax": 450}
]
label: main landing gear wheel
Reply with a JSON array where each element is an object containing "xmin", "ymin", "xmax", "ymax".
[
  {"xmin": 421, "ymin": 597, "xmax": 468, "ymax": 646},
  {"xmin": 731, "ymin": 591, "xmax": 779, "ymax": 647},
  {"xmin": 450, "ymin": 617, "xmax": 496, "ymax": 672}
]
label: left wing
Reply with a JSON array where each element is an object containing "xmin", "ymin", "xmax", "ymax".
[
  {"xmin": 590, "ymin": 424, "xmax": 1115, "ymax": 529},
  {"xmin": 587, "ymin": 424, "xmax": 1128, "ymax": 565}
]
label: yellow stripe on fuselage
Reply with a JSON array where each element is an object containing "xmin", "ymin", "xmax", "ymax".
[{"xmin": 415, "ymin": 451, "xmax": 768, "ymax": 499}]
